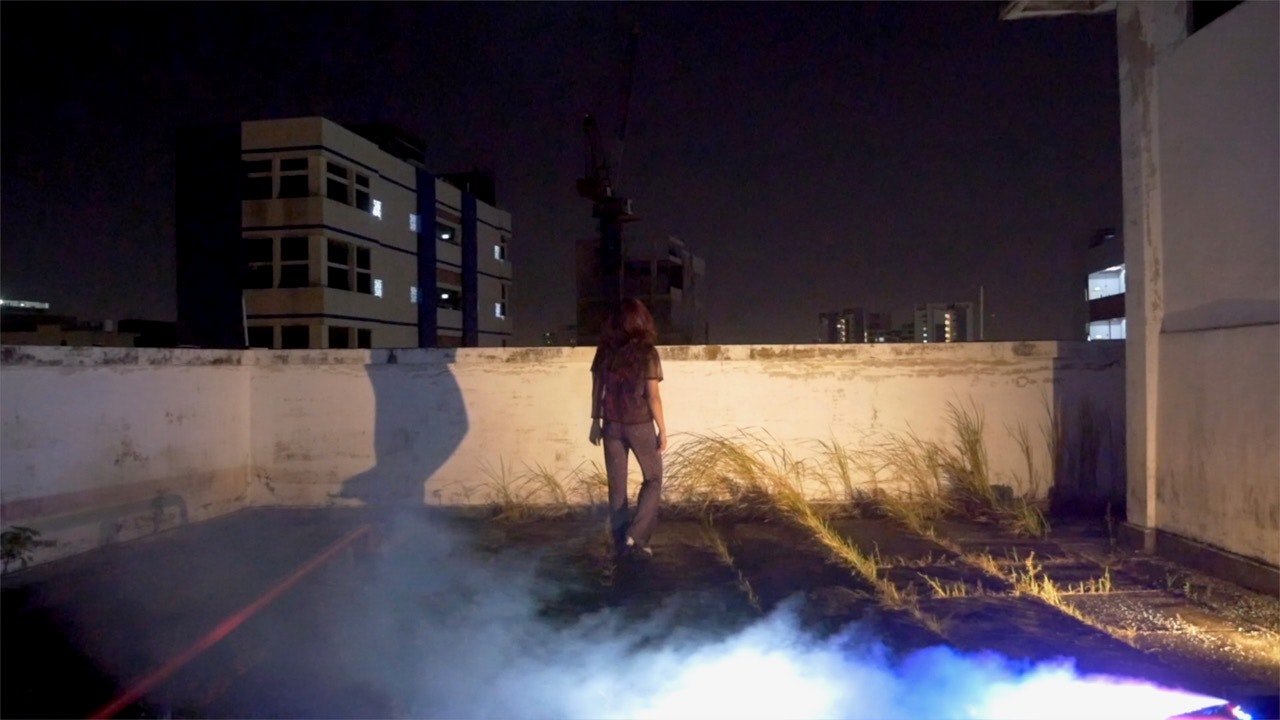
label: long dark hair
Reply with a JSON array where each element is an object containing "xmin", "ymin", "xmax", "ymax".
[{"xmin": 600, "ymin": 298, "xmax": 657, "ymax": 377}]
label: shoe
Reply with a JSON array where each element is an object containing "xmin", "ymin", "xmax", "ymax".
[{"xmin": 622, "ymin": 536, "xmax": 653, "ymax": 560}]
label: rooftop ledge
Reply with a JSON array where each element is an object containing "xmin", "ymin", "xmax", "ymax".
[{"xmin": 1, "ymin": 340, "xmax": 1123, "ymax": 368}]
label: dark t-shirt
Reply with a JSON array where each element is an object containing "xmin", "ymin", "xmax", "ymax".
[{"xmin": 591, "ymin": 343, "xmax": 663, "ymax": 424}]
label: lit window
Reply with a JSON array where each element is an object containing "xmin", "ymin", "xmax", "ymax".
[
  {"xmin": 373, "ymin": 279, "xmax": 383, "ymax": 297},
  {"xmin": 1087, "ymin": 264, "xmax": 1126, "ymax": 300},
  {"xmin": 410, "ymin": 214, "xmax": 420, "ymax": 232},
  {"xmin": 371, "ymin": 199, "xmax": 383, "ymax": 219},
  {"xmin": 494, "ymin": 302, "xmax": 507, "ymax": 319},
  {"xmin": 436, "ymin": 222, "xmax": 458, "ymax": 245},
  {"xmin": 410, "ymin": 286, "xmax": 419, "ymax": 304},
  {"xmin": 437, "ymin": 288, "xmax": 462, "ymax": 311}
]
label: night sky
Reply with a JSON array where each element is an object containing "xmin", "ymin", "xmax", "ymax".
[{"xmin": 1, "ymin": 2, "xmax": 1120, "ymax": 345}]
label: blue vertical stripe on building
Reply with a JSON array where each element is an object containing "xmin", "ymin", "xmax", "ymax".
[
  {"xmin": 417, "ymin": 170, "xmax": 437, "ymax": 348},
  {"xmin": 462, "ymin": 191, "xmax": 479, "ymax": 346}
]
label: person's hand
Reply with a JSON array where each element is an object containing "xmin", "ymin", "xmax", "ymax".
[
  {"xmin": 656, "ymin": 431, "xmax": 667, "ymax": 453},
  {"xmin": 589, "ymin": 419, "xmax": 603, "ymax": 446}
]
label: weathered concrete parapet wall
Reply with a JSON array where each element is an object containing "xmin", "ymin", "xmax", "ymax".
[
  {"xmin": 2, "ymin": 341, "xmax": 1124, "ymax": 568},
  {"xmin": 245, "ymin": 341, "xmax": 1124, "ymax": 511},
  {"xmin": 0, "ymin": 346, "xmax": 252, "ymax": 566}
]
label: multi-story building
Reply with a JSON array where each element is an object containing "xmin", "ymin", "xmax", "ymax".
[
  {"xmin": 817, "ymin": 307, "xmax": 891, "ymax": 343},
  {"xmin": 176, "ymin": 117, "xmax": 513, "ymax": 349},
  {"xmin": 913, "ymin": 303, "xmax": 975, "ymax": 343},
  {"xmin": 576, "ymin": 234, "xmax": 706, "ymax": 346},
  {"xmin": 1085, "ymin": 228, "xmax": 1125, "ymax": 340}
]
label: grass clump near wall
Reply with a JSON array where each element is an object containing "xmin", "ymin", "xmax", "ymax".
[{"xmin": 661, "ymin": 400, "xmax": 1050, "ymax": 539}]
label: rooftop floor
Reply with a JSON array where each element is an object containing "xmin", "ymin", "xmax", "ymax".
[{"xmin": 2, "ymin": 507, "xmax": 1277, "ymax": 718}]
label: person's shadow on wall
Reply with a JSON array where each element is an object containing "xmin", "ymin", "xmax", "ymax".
[{"xmin": 338, "ymin": 348, "xmax": 469, "ymax": 519}]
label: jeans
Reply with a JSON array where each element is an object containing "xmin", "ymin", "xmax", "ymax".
[{"xmin": 602, "ymin": 420, "xmax": 663, "ymax": 550}]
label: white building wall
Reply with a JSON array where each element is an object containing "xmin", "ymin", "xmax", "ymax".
[
  {"xmin": 1149, "ymin": 0, "xmax": 1279, "ymax": 566},
  {"xmin": 2, "ymin": 342, "xmax": 1123, "ymax": 568}
]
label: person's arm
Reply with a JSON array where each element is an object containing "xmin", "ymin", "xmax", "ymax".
[
  {"xmin": 589, "ymin": 369, "xmax": 604, "ymax": 445},
  {"xmin": 647, "ymin": 379, "xmax": 667, "ymax": 452}
]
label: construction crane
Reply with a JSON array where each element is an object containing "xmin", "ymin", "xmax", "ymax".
[{"xmin": 577, "ymin": 24, "xmax": 640, "ymax": 315}]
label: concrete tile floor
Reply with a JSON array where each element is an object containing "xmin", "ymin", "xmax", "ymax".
[{"xmin": 2, "ymin": 507, "xmax": 1276, "ymax": 718}]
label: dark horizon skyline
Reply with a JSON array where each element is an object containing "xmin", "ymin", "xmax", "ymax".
[{"xmin": 1, "ymin": 1, "xmax": 1121, "ymax": 345}]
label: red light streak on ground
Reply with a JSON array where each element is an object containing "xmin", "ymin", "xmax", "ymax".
[{"xmin": 87, "ymin": 525, "xmax": 372, "ymax": 719}]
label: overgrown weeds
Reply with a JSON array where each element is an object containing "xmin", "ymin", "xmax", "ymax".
[
  {"xmin": 701, "ymin": 519, "xmax": 762, "ymax": 613},
  {"xmin": 481, "ymin": 459, "xmax": 603, "ymax": 521}
]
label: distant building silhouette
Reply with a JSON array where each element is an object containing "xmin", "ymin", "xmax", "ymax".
[
  {"xmin": 576, "ymin": 235, "xmax": 706, "ymax": 346},
  {"xmin": 817, "ymin": 308, "xmax": 890, "ymax": 343},
  {"xmin": 914, "ymin": 303, "xmax": 975, "ymax": 343}
]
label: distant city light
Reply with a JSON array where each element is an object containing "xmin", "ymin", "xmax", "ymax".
[{"xmin": 0, "ymin": 299, "xmax": 50, "ymax": 309}]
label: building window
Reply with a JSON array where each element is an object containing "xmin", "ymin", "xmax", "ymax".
[
  {"xmin": 244, "ymin": 157, "xmax": 313, "ymax": 200},
  {"xmin": 327, "ymin": 239, "xmax": 351, "ymax": 290},
  {"xmin": 409, "ymin": 214, "xmax": 420, "ymax": 232},
  {"xmin": 327, "ymin": 239, "xmax": 373, "ymax": 294},
  {"xmin": 247, "ymin": 326, "xmax": 273, "ymax": 348},
  {"xmin": 410, "ymin": 286, "xmax": 419, "ymax": 304},
  {"xmin": 244, "ymin": 237, "xmax": 274, "ymax": 289},
  {"xmin": 357, "ymin": 328, "xmax": 372, "ymax": 348},
  {"xmin": 278, "ymin": 157, "xmax": 309, "ymax": 198},
  {"xmin": 329, "ymin": 326, "xmax": 350, "ymax": 349},
  {"xmin": 494, "ymin": 301, "xmax": 507, "ymax": 319},
  {"xmin": 243, "ymin": 159, "xmax": 272, "ymax": 200},
  {"xmin": 356, "ymin": 247, "xmax": 372, "ymax": 294},
  {"xmin": 371, "ymin": 199, "xmax": 383, "ymax": 219},
  {"xmin": 495, "ymin": 236, "xmax": 508, "ymax": 261},
  {"xmin": 281, "ymin": 325, "xmax": 310, "ymax": 349},
  {"xmin": 326, "ymin": 161, "xmax": 350, "ymax": 204},
  {"xmin": 245, "ymin": 235, "xmax": 310, "ymax": 289},
  {"xmin": 1087, "ymin": 318, "xmax": 1126, "ymax": 341},
  {"xmin": 355, "ymin": 173, "xmax": 371, "ymax": 212},
  {"xmin": 438, "ymin": 288, "xmax": 463, "ymax": 311},
  {"xmin": 1087, "ymin": 264, "xmax": 1125, "ymax": 300},
  {"xmin": 436, "ymin": 222, "xmax": 459, "ymax": 245},
  {"xmin": 279, "ymin": 236, "xmax": 310, "ymax": 288}
]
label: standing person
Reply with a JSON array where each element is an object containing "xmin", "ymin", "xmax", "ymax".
[{"xmin": 589, "ymin": 298, "xmax": 667, "ymax": 559}]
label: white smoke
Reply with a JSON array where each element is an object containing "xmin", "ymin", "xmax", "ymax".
[{"xmin": 328, "ymin": 513, "xmax": 1223, "ymax": 720}]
